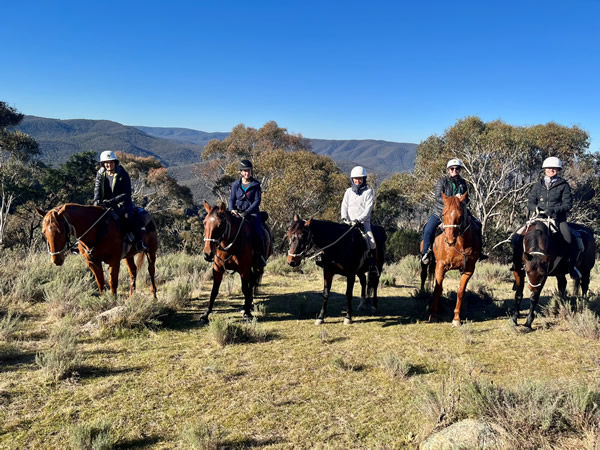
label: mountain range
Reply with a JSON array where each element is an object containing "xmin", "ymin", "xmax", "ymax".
[{"xmin": 13, "ymin": 115, "xmax": 417, "ymax": 200}]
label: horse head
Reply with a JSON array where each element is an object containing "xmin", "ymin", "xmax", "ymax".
[
  {"xmin": 441, "ymin": 192, "xmax": 468, "ymax": 246},
  {"xmin": 522, "ymin": 222, "xmax": 551, "ymax": 287},
  {"xmin": 286, "ymin": 215, "xmax": 311, "ymax": 267},
  {"xmin": 36, "ymin": 206, "xmax": 72, "ymax": 266},
  {"xmin": 202, "ymin": 201, "xmax": 230, "ymax": 262}
]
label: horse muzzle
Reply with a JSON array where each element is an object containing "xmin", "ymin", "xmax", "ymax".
[
  {"xmin": 51, "ymin": 255, "xmax": 65, "ymax": 266},
  {"xmin": 204, "ymin": 252, "xmax": 214, "ymax": 262}
]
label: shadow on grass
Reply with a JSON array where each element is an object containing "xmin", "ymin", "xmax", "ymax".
[
  {"xmin": 223, "ymin": 437, "xmax": 283, "ymax": 448},
  {"xmin": 0, "ymin": 351, "xmax": 36, "ymax": 373},
  {"xmin": 115, "ymin": 435, "xmax": 161, "ymax": 449},
  {"xmin": 76, "ymin": 365, "xmax": 146, "ymax": 379}
]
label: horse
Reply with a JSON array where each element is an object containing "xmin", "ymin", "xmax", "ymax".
[
  {"xmin": 36, "ymin": 203, "xmax": 158, "ymax": 297},
  {"xmin": 286, "ymin": 215, "xmax": 386, "ymax": 325},
  {"xmin": 511, "ymin": 219, "xmax": 595, "ymax": 328},
  {"xmin": 420, "ymin": 192, "xmax": 481, "ymax": 326},
  {"xmin": 202, "ymin": 201, "xmax": 273, "ymax": 322}
]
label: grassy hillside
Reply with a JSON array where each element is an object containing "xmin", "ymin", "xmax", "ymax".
[{"xmin": 2, "ymin": 250, "xmax": 600, "ymax": 448}]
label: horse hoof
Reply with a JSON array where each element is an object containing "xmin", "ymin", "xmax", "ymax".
[
  {"xmin": 343, "ymin": 317, "xmax": 352, "ymax": 325},
  {"xmin": 315, "ymin": 318, "xmax": 324, "ymax": 325},
  {"xmin": 242, "ymin": 312, "xmax": 253, "ymax": 321},
  {"xmin": 199, "ymin": 316, "xmax": 209, "ymax": 325},
  {"xmin": 452, "ymin": 319, "xmax": 461, "ymax": 327}
]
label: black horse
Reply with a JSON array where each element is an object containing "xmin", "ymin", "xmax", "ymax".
[
  {"xmin": 512, "ymin": 220, "xmax": 596, "ymax": 328},
  {"xmin": 286, "ymin": 215, "xmax": 386, "ymax": 325}
]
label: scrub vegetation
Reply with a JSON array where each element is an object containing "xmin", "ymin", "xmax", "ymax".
[{"xmin": 2, "ymin": 250, "xmax": 600, "ymax": 448}]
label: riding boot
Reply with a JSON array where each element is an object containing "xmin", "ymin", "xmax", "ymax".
[
  {"xmin": 421, "ymin": 248, "xmax": 432, "ymax": 265},
  {"xmin": 510, "ymin": 233, "xmax": 523, "ymax": 271},
  {"xmin": 134, "ymin": 228, "xmax": 148, "ymax": 253},
  {"xmin": 368, "ymin": 250, "xmax": 379, "ymax": 276},
  {"xmin": 475, "ymin": 224, "xmax": 488, "ymax": 261},
  {"xmin": 253, "ymin": 238, "xmax": 266, "ymax": 268}
]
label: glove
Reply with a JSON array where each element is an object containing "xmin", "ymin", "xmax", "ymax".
[
  {"xmin": 342, "ymin": 218, "xmax": 351, "ymax": 225},
  {"xmin": 101, "ymin": 199, "xmax": 114, "ymax": 208},
  {"xmin": 239, "ymin": 210, "xmax": 247, "ymax": 218},
  {"xmin": 351, "ymin": 220, "xmax": 361, "ymax": 227}
]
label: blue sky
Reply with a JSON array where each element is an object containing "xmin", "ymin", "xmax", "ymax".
[{"xmin": 3, "ymin": 0, "xmax": 600, "ymax": 150}]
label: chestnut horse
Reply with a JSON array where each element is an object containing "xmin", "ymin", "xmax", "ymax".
[
  {"xmin": 37, "ymin": 203, "xmax": 158, "ymax": 297},
  {"xmin": 286, "ymin": 216, "xmax": 386, "ymax": 325},
  {"xmin": 202, "ymin": 201, "xmax": 273, "ymax": 322},
  {"xmin": 511, "ymin": 220, "xmax": 595, "ymax": 328},
  {"xmin": 420, "ymin": 192, "xmax": 481, "ymax": 326}
]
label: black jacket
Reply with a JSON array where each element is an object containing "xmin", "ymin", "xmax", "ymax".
[
  {"xmin": 228, "ymin": 178, "xmax": 262, "ymax": 216},
  {"xmin": 93, "ymin": 165, "xmax": 133, "ymax": 208},
  {"xmin": 527, "ymin": 176, "xmax": 572, "ymax": 222},
  {"xmin": 431, "ymin": 176, "xmax": 469, "ymax": 218}
]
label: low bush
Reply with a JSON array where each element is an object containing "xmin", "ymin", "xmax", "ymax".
[
  {"xmin": 35, "ymin": 320, "xmax": 80, "ymax": 383},
  {"xmin": 69, "ymin": 419, "xmax": 115, "ymax": 449},
  {"xmin": 209, "ymin": 316, "xmax": 269, "ymax": 347},
  {"xmin": 180, "ymin": 420, "xmax": 224, "ymax": 449}
]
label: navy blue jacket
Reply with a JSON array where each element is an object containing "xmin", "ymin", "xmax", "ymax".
[{"xmin": 228, "ymin": 178, "xmax": 262, "ymax": 216}]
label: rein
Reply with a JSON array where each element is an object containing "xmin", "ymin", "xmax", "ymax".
[
  {"xmin": 287, "ymin": 222, "xmax": 357, "ymax": 260},
  {"xmin": 47, "ymin": 207, "xmax": 112, "ymax": 256},
  {"xmin": 204, "ymin": 214, "xmax": 246, "ymax": 264}
]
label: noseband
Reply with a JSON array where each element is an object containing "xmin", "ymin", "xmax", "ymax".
[
  {"xmin": 442, "ymin": 203, "xmax": 470, "ymax": 245},
  {"xmin": 203, "ymin": 213, "xmax": 244, "ymax": 254},
  {"xmin": 46, "ymin": 215, "xmax": 77, "ymax": 256}
]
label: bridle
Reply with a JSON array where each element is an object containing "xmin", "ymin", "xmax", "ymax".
[
  {"xmin": 441, "ymin": 202, "xmax": 470, "ymax": 246},
  {"xmin": 203, "ymin": 212, "xmax": 245, "ymax": 262},
  {"xmin": 46, "ymin": 208, "xmax": 112, "ymax": 256},
  {"xmin": 522, "ymin": 219, "xmax": 553, "ymax": 288}
]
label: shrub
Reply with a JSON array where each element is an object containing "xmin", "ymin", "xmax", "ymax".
[
  {"xmin": 209, "ymin": 316, "xmax": 268, "ymax": 347},
  {"xmin": 69, "ymin": 419, "xmax": 115, "ymax": 450},
  {"xmin": 0, "ymin": 309, "xmax": 22, "ymax": 341},
  {"xmin": 35, "ymin": 320, "xmax": 80, "ymax": 383},
  {"xmin": 180, "ymin": 420, "xmax": 224, "ymax": 449},
  {"xmin": 386, "ymin": 228, "xmax": 421, "ymax": 262},
  {"xmin": 380, "ymin": 352, "xmax": 413, "ymax": 379}
]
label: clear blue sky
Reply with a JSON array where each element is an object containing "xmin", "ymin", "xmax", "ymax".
[{"xmin": 3, "ymin": 0, "xmax": 600, "ymax": 151}]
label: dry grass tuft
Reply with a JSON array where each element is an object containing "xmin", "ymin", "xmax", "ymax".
[
  {"xmin": 69, "ymin": 419, "xmax": 115, "ymax": 450},
  {"xmin": 209, "ymin": 316, "xmax": 269, "ymax": 347},
  {"xmin": 180, "ymin": 420, "xmax": 225, "ymax": 449},
  {"xmin": 35, "ymin": 319, "xmax": 81, "ymax": 383}
]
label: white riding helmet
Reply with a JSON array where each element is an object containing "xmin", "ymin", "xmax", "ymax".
[
  {"xmin": 542, "ymin": 156, "xmax": 562, "ymax": 169},
  {"xmin": 350, "ymin": 166, "xmax": 367, "ymax": 178},
  {"xmin": 446, "ymin": 158, "xmax": 464, "ymax": 169},
  {"xmin": 100, "ymin": 151, "xmax": 118, "ymax": 162}
]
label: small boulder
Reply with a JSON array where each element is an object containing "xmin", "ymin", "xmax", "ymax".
[{"xmin": 421, "ymin": 419, "xmax": 509, "ymax": 450}]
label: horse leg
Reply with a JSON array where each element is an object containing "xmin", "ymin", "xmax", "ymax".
[
  {"xmin": 124, "ymin": 256, "xmax": 137, "ymax": 297},
  {"xmin": 525, "ymin": 289, "xmax": 543, "ymax": 329},
  {"xmin": 201, "ymin": 268, "xmax": 223, "ymax": 323},
  {"xmin": 357, "ymin": 273, "xmax": 368, "ymax": 312},
  {"xmin": 453, "ymin": 271, "xmax": 473, "ymax": 327},
  {"xmin": 144, "ymin": 250, "xmax": 158, "ymax": 298},
  {"xmin": 367, "ymin": 271, "xmax": 379, "ymax": 312},
  {"xmin": 85, "ymin": 258, "xmax": 106, "ymax": 294},
  {"xmin": 420, "ymin": 262, "xmax": 429, "ymax": 291},
  {"xmin": 581, "ymin": 270, "xmax": 591, "ymax": 296},
  {"xmin": 512, "ymin": 268, "xmax": 525, "ymax": 325},
  {"xmin": 343, "ymin": 275, "xmax": 355, "ymax": 325},
  {"xmin": 316, "ymin": 270, "xmax": 333, "ymax": 325},
  {"xmin": 240, "ymin": 272, "xmax": 254, "ymax": 320},
  {"xmin": 556, "ymin": 274, "xmax": 567, "ymax": 297},
  {"xmin": 429, "ymin": 264, "xmax": 446, "ymax": 322},
  {"xmin": 108, "ymin": 262, "xmax": 120, "ymax": 296}
]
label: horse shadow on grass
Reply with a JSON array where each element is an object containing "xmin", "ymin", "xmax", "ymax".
[
  {"xmin": 76, "ymin": 364, "xmax": 146, "ymax": 380},
  {"xmin": 0, "ymin": 351, "xmax": 36, "ymax": 373}
]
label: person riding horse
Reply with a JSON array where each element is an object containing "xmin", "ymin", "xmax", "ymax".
[
  {"xmin": 511, "ymin": 156, "xmax": 581, "ymax": 280},
  {"xmin": 341, "ymin": 165, "xmax": 378, "ymax": 276},
  {"xmin": 93, "ymin": 151, "xmax": 146, "ymax": 252},
  {"xmin": 229, "ymin": 159, "xmax": 267, "ymax": 267},
  {"xmin": 421, "ymin": 158, "xmax": 485, "ymax": 265}
]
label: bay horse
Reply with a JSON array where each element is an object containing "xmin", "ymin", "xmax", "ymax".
[
  {"xmin": 420, "ymin": 192, "xmax": 481, "ymax": 326},
  {"xmin": 36, "ymin": 203, "xmax": 158, "ymax": 297},
  {"xmin": 286, "ymin": 215, "xmax": 386, "ymax": 325},
  {"xmin": 202, "ymin": 201, "xmax": 273, "ymax": 322},
  {"xmin": 511, "ymin": 219, "xmax": 595, "ymax": 328}
]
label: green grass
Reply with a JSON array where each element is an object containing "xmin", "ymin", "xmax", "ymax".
[{"xmin": 3, "ymin": 253, "xmax": 600, "ymax": 447}]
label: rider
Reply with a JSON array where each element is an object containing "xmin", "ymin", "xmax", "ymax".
[
  {"xmin": 229, "ymin": 159, "xmax": 266, "ymax": 267},
  {"xmin": 525, "ymin": 156, "xmax": 580, "ymax": 279},
  {"xmin": 341, "ymin": 165, "xmax": 378, "ymax": 276},
  {"xmin": 93, "ymin": 151, "xmax": 146, "ymax": 252},
  {"xmin": 421, "ymin": 158, "xmax": 485, "ymax": 265}
]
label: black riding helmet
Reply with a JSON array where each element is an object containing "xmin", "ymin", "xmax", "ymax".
[{"xmin": 239, "ymin": 159, "xmax": 253, "ymax": 171}]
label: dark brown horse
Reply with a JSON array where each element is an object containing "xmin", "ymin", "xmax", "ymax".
[
  {"xmin": 286, "ymin": 215, "xmax": 386, "ymax": 325},
  {"xmin": 511, "ymin": 220, "xmax": 595, "ymax": 328},
  {"xmin": 37, "ymin": 203, "xmax": 158, "ymax": 297},
  {"xmin": 420, "ymin": 192, "xmax": 481, "ymax": 326},
  {"xmin": 202, "ymin": 201, "xmax": 273, "ymax": 322}
]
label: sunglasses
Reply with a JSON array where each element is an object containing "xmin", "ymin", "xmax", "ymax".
[{"xmin": 448, "ymin": 167, "xmax": 461, "ymax": 172}]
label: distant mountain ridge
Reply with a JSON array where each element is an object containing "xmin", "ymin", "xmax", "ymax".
[{"xmin": 12, "ymin": 116, "xmax": 417, "ymax": 200}]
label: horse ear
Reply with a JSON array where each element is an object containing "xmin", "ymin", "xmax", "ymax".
[
  {"xmin": 305, "ymin": 218, "xmax": 311, "ymax": 226},
  {"xmin": 459, "ymin": 192, "xmax": 468, "ymax": 202},
  {"xmin": 218, "ymin": 202, "xmax": 227, "ymax": 213},
  {"xmin": 524, "ymin": 252, "xmax": 533, "ymax": 261},
  {"xmin": 35, "ymin": 206, "xmax": 47, "ymax": 217},
  {"xmin": 203, "ymin": 200, "xmax": 212, "ymax": 214},
  {"xmin": 293, "ymin": 214, "xmax": 301, "ymax": 222},
  {"xmin": 441, "ymin": 192, "xmax": 448, "ymax": 202}
]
